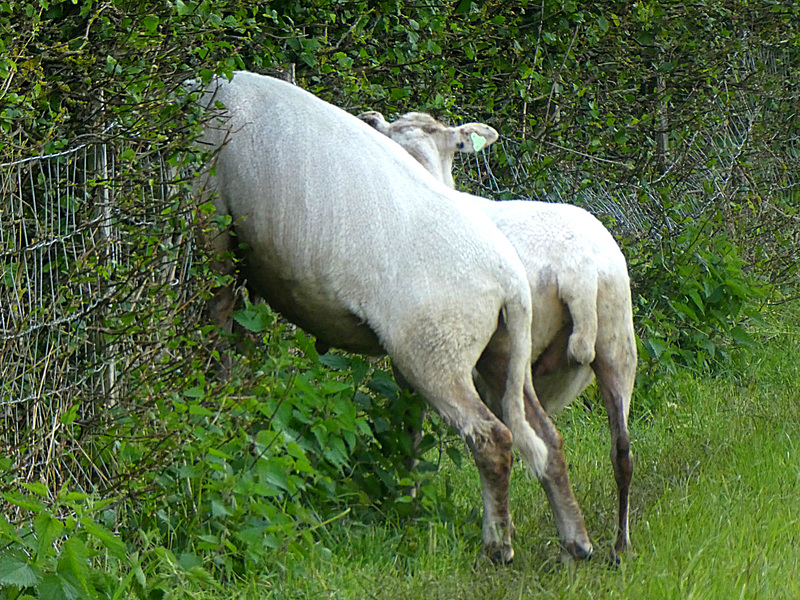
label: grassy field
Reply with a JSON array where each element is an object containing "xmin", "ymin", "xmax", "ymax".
[{"xmin": 221, "ymin": 309, "xmax": 800, "ymax": 600}]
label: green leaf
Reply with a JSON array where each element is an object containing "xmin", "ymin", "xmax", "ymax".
[
  {"xmin": 694, "ymin": 334, "xmax": 716, "ymax": 358},
  {"xmin": 34, "ymin": 512, "xmax": 64, "ymax": 557},
  {"xmin": 57, "ymin": 537, "xmax": 91, "ymax": 595},
  {"xmin": 687, "ymin": 288, "xmax": 706, "ymax": 314},
  {"xmin": 233, "ymin": 304, "xmax": 275, "ymax": 333},
  {"xmin": 730, "ymin": 326, "xmax": 755, "ymax": 347},
  {"xmin": 354, "ymin": 417, "xmax": 373, "ymax": 437},
  {"xmin": 263, "ymin": 462, "xmax": 289, "ymax": 491},
  {"xmin": 188, "ymin": 403, "xmax": 214, "ymax": 416},
  {"xmin": 367, "ymin": 373, "xmax": 400, "ymax": 399},
  {"xmin": 0, "ymin": 514, "xmax": 21, "ymax": 543},
  {"xmin": 311, "ymin": 423, "xmax": 328, "ymax": 447},
  {"xmin": 454, "ymin": 0, "xmax": 473, "ymax": 14},
  {"xmin": 320, "ymin": 380, "xmax": 352, "ymax": 395},
  {"xmin": 725, "ymin": 278, "xmax": 754, "ymax": 300},
  {"xmin": 643, "ymin": 337, "xmax": 669, "ymax": 360},
  {"xmin": 390, "ymin": 87, "xmax": 409, "ymax": 100},
  {"xmin": 210, "ymin": 500, "xmax": 230, "ymax": 517},
  {"xmin": 293, "ymin": 375, "xmax": 319, "ymax": 401},
  {"xmin": 59, "ymin": 404, "xmax": 79, "ymax": 425},
  {"xmin": 175, "ymin": 0, "xmax": 191, "ymax": 16},
  {"xmin": 39, "ymin": 573, "xmax": 81, "ymax": 600},
  {"xmin": 446, "ymin": 445, "xmax": 463, "ymax": 468},
  {"xmin": 3, "ymin": 492, "xmax": 44, "ymax": 513},
  {"xmin": 235, "ymin": 526, "xmax": 267, "ymax": 549},
  {"xmin": 80, "ymin": 519, "xmax": 127, "ymax": 561},
  {"xmin": 670, "ymin": 300, "xmax": 698, "ymax": 323},
  {"xmin": 263, "ymin": 534, "xmax": 281, "ymax": 549},
  {"xmin": 183, "ymin": 386, "xmax": 204, "ymax": 399},
  {"xmin": 285, "ymin": 441, "xmax": 306, "ymax": 460},
  {"xmin": 20, "ymin": 482, "xmax": 49, "ymax": 497},
  {"xmin": 142, "ymin": 15, "xmax": 159, "ymax": 34},
  {"xmin": 318, "ymin": 354, "xmax": 349, "ymax": 370},
  {"xmin": 207, "ymin": 447, "xmax": 233, "ymax": 460},
  {"xmin": 0, "ymin": 550, "xmax": 42, "ymax": 587}
]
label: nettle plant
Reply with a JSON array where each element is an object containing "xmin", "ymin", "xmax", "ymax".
[
  {"xmin": 132, "ymin": 301, "xmax": 458, "ymax": 580},
  {"xmin": 0, "ymin": 301, "xmax": 461, "ymax": 598},
  {"xmin": 633, "ymin": 220, "xmax": 766, "ymax": 401},
  {"xmin": 0, "ymin": 484, "xmax": 138, "ymax": 600}
]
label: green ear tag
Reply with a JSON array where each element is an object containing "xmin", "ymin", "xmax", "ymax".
[{"xmin": 470, "ymin": 132, "xmax": 487, "ymax": 152}]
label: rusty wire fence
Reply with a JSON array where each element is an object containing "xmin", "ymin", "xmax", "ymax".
[{"xmin": 1, "ymin": 132, "xmax": 211, "ymax": 492}]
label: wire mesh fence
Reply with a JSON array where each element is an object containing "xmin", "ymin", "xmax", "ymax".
[
  {"xmin": 454, "ymin": 43, "xmax": 800, "ymax": 282},
  {"xmin": 1, "ymin": 132, "xmax": 208, "ymax": 492}
]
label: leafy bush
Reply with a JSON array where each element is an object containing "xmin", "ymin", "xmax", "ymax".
[
  {"xmin": 632, "ymin": 218, "xmax": 767, "ymax": 406},
  {"xmin": 1, "ymin": 301, "xmax": 461, "ymax": 597},
  {"xmin": 107, "ymin": 305, "xmax": 443, "ymax": 578},
  {"xmin": 0, "ymin": 483, "xmax": 136, "ymax": 600}
]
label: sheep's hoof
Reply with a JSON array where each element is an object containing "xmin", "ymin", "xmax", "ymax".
[
  {"xmin": 483, "ymin": 543, "xmax": 514, "ymax": 565},
  {"xmin": 609, "ymin": 542, "xmax": 634, "ymax": 566},
  {"xmin": 563, "ymin": 540, "xmax": 593, "ymax": 562},
  {"xmin": 609, "ymin": 547, "xmax": 621, "ymax": 566}
]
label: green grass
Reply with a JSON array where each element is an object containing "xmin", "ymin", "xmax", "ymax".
[{"xmin": 209, "ymin": 309, "xmax": 800, "ymax": 599}]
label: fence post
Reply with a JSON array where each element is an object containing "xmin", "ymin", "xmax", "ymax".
[{"xmin": 97, "ymin": 134, "xmax": 120, "ymax": 407}]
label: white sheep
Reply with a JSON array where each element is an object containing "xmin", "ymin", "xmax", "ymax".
[
  {"xmin": 194, "ymin": 71, "xmax": 593, "ymax": 563},
  {"xmin": 360, "ymin": 110, "xmax": 637, "ymax": 557}
]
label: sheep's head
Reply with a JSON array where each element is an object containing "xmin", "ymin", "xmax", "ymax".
[{"xmin": 357, "ymin": 110, "xmax": 498, "ymax": 188}]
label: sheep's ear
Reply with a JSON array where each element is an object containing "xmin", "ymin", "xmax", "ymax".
[
  {"xmin": 454, "ymin": 123, "xmax": 499, "ymax": 153},
  {"xmin": 357, "ymin": 111, "xmax": 391, "ymax": 134}
]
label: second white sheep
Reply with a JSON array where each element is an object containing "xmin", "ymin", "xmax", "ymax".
[{"xmin": 360, "ymin": 111, "xmax": 637, "ymax": 557}]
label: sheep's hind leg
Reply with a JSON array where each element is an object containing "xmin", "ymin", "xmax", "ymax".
[
  {"xmin": 523, "ymin": 376, "xmax": 593, "ymax": 561},
  {"xmin": 477, "ymin": 349, "xmax": 593, "ymax": 561},
  {"xmin": 467, "ymin": 409, "xmax": 517, "ymax": 565},
  {"xmin": 592, "ymin": 354, "xmax": 634, "ymax": 559}
]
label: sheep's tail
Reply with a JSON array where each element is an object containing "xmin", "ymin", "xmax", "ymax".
[
  {"xmin": 562, "ymin": 268, "xmax": 599, "ymax": 366},
  {"xmin": 501, "ymin": 290, "xmax": 549, "ymax": 478}
]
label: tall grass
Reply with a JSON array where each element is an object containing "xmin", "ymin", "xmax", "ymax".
[{"xmin": 244, "ymin": 306, "xmax": 800, "ymax": 600}]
